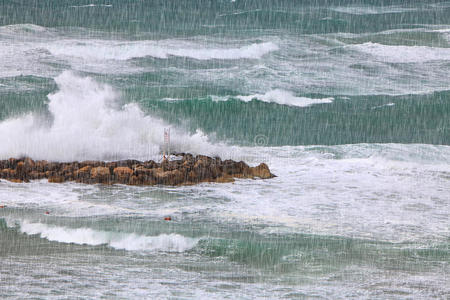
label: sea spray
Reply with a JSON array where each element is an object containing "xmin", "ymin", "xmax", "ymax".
[{"xmin": 0, "ymin": 71, "xmax": 220, "ymax": 161}]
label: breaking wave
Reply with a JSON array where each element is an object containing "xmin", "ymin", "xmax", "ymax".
[
  {"xmin": 165, "ymin": 90, "xmax": 334, "ymax": 107},
  {"xmin": 235, "ymin": 89, "xmax": 334, "ymax": 107},
  {"xmin": 14, "ymin": 220, "xmax": 199, "ymax": 252},
  {"xmin": 0, "ymin": 71, "xmax": 220, "ymax": 161},
  {"xmin": 350, "ymin": 42, "xmax": 450, "ymax": 63},
  {"xmin": 44, "ymin": 40, "xmax": 279, "ymax": 61}
]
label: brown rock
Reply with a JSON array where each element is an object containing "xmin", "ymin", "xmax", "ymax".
[
  {"xmin": 3, "ymin": 169, "xmax": 16, "ymax": 179},
  {"xmin": 80, "ymin": 160, "xmax": 104, "ymax": 168},
  {"xmin": 215, "ymin": 175, "xmax": 235, "ymax": 183},
  {"xmin": 74, "ymin": 166, "xmax": 92, "ymax": 180},
  {"xmin": 133, "ymin": 166, "xmax": 153, "ymax": 176},
  {"xmin": 29, "ymin": 171, "xmax": 45, "ymax": 180},
  {"xmin": 8, "ymin": 158, "xmax": 18, "ymax": 169},
  {"xmin": 46, "ymin": 162, "xmax": 61, "ymax": 172},
  {"xmin": 167, "ymin": 169, "xmax": 184, "ymax": 185},
  {"xmin": 34, "ymin": 160, "xmax": 48, "ymax": 172},
  {"xmin": 114, "ymin": 166, "xmax": 133, "ymax": 176},
  {"xmin": 187, "ymin": 170, "xmax": 198, "ymax": 183},
  {"xmin": 249, "ymin": 163, "xmax": 274, "ymax": 179},
  {"xmin": 106, "ymin": 162, "xmax": 118, "ymax": 173},
  {"xmin": 0, "ymin": 154, "xmax": 275, "ymax": 186},
  {"xmin": 116, "ymin": 160, "xmax": 141, "ymax": 168},
  {"xmin": 128, "ymin": 175, "xmax": 139, "ymax": 185},
  {"xmin": 48, "ymin": 176, "xmax": 65, "ymax": 183},
  {"xmin": 223, "ymin": 160, "xmax": 249, "ymax": 175},
  {"xmin": 161, "ymin": 159, "xmax": 182, "ymax": 171},
  {"xmin": 143, "ymin": 160, "xmax": 158, "ymax": 169},
  {"xmin": 90, "ymin": 167, "xmax": 111, "ymax": 183},
  {"xmin": 16, "ymin": 161, "xmax": 25, "ymax": 176},
  {"xmin": 8, "ymin": 179, "xmax": 23, "ymax": 183},
  {"xmin": 24, "ymin": 158, "xmax": 35, "ymax": 170},
  {"xmin": 113, "ymin": 167, "xmax": 133, "ymax": 184},
  {"xmin": 195, "ymin": 155, "xmax": 212, "ymax": 163}
]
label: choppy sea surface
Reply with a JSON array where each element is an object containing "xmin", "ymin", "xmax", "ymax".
[{"xmin": 0, "ymin": 1, "xmax": 449, "ymax": 299}]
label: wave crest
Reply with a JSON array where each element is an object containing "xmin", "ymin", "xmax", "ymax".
[
  {"xmin": 0, "ymin": 71, "xmax": 217, "ymax": 161},
  {"xmin": 16, "ymin": 220, "xmax": 199, "ymax": 252},
  {"xmin": 45, "ymin": 40, "xmax": 278, "ymax": 61},
  {"xmin": 350, "ymin": 42, "xmax": 450, "ymax": 63}
]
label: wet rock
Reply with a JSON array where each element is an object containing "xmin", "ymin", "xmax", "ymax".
[
  {"xmin": 0, "ymin": 155, "xmax": 275, "ymax": 186},
  {"xmin": 34, "ymin": 160, "xmax": 48, "ymax": 172},
  {"xmin": 143, "ymin": 160, "xmax": 158, "ymax": 169},
  {"xmin": 48, "ymin": 175, "xmax": 65, "ymax": 183},
  {"xmin": 113, "ymin": 167, "xmax": 133, "ymax": 184},
  {"xmin": 74, "ymin": 166, "xmax": 92, "ymax": 181},
  {"xmin": 215, "ymin": 175, "xmax": 235, "ymax": 183},
  {"xmin": 8, "ymin": 158, "xmax": 18, "ymax": 169},
  {"xmin": 29, "ymin": 171, "xmax": 45, "ymax": 180},
  {"xmin": 80, "ymin": 161, "xmax": 104, "ymax": 168},
  {"xmin": 90, "ymin": 167, "xmax": 111, "ymax": 183},
  {"xmin": 24, "ymin": 158, "xmax": 35, "ymax": 171},
  {"xmin": 249, "ymin": 163, "xmax": 275, "ymax": 179},
  {"xmin": 9, "ymin": 179, "xmax": 23, "ymax": 183}
]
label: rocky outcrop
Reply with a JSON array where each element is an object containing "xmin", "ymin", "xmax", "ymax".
[{"xmin": 0, "ymin": 154, "xmax": 275, "ymax": 186}]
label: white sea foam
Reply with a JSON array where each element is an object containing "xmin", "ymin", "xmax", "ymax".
[
  {"xmin": 202, "ymin": 144, "xmax": 450, "ymax": 243},
  {"xmin": 0, "ymin": 71, "xmax": 220, "ymax": 161},
  {"xmin": 351, "ymin": 42, "xmax": 450, "ymax": 63},
  {"xmin": 1, "ymin": 24, "xmax": 450, "ymax": 97},
  {"xmin": 330, "ymin": 5, "xmax": 418, "ymax": 15},
  {"xmin": 371, "ymin": 103, "xmax": 395, "ymax": 110},
  {"xmin": 44, "ymin": 40, "xmax": 278, "ymax": 61},
  {"xmin": 0, "ymin": 24, "xmax": 277, "ymax": 78},
  {"xmin": 1, "ymin": 144, "xmax": 448, "ymax": 244},
  {"xmin": 163, "ymin": 90, "xmax": 333, "ymax": 107},
  {"xmin": 236, "ymin": 89, "xmax": 333, "ymax": 107},
  {"xmin": 70, "ymin": 4, "xmax": 112, "ymax": 8},
  {"xmin": 16, "ymin": 220, "xmax": 198, "ymax": 252}
]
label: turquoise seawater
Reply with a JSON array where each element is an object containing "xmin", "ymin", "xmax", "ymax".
[{"xmin": 0, "ymin": 1, "xmax": 449, "ymax": 299}]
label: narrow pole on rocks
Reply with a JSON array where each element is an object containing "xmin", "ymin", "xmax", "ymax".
[{"xmin": 164, "ymin": 128, "xmax": 170, "ymax": 161}]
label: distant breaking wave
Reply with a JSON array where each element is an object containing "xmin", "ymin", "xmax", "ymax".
[
  {"xmin": 70, "ymin": 4, "xmax": 112, "ymax": 8},
  {"xmin": 235, "ymin": 90, "xmax": 334, "ymax": 107},
  {"xmin": 13, "ymin": 220, "xmax": 199, "ymax": 252},
  {"xmin": 44, "ymin": 40, "xmax": 279, "ymax": 61},
  {"xmin": 350, "ymin": 42, "xmax": 450, "ymax": 63},
  {"xmin": 164, "ymin": 90, "xmax": 333, "ymax": 108},
  {"xmin": 330, "ymin": 5, "xmax": 418, "ymax": 15}
]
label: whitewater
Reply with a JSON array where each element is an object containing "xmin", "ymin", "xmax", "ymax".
[{"xmin": 0, "ymin": 1, "xmax": 449, "ymax": 299}]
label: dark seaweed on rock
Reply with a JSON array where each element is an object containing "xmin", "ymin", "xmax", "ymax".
[{"xmin": 0, "ymin": 154, "xmax": 275, "ymax": 186}]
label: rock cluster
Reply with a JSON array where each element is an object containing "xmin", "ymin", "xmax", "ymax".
[{"xmin": 0, "ymin": 154, "xmax": 275, "ymax": 186}]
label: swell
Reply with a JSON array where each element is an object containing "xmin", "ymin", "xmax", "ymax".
[
  {"xmin": 143, "ymin": 91, "xmax": 450, "ymax": 146},
  {"xmin": 2, "ymin": 217, "xmax": 447, "ymax": 272},
  {"xmin": 3, "ymin": 218, "xmax": 199, "ymax": 253}
]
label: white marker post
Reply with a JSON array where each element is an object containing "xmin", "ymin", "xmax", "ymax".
[{"xmin": 164, "ymin": 128, "xmax": 170, "ymax": 160}]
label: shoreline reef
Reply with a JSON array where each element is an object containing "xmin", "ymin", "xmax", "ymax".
[{"xmin": 0, "ymin": 154, "xmax": 275, "ymax": 186}]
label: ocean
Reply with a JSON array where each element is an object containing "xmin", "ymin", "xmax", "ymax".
[{"xmin": 0, "ymin": 0, "xmax": 449, "ymax": 298}]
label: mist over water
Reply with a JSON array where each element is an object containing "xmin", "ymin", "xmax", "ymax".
[{"xmin": 0, "ymin": 1, "xmax": 449, "ymax": 299}]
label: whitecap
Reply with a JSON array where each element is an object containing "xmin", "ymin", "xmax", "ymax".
[{"xmin": 15, "ymin": 220, "xmax": 198, "ymax": 252}]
